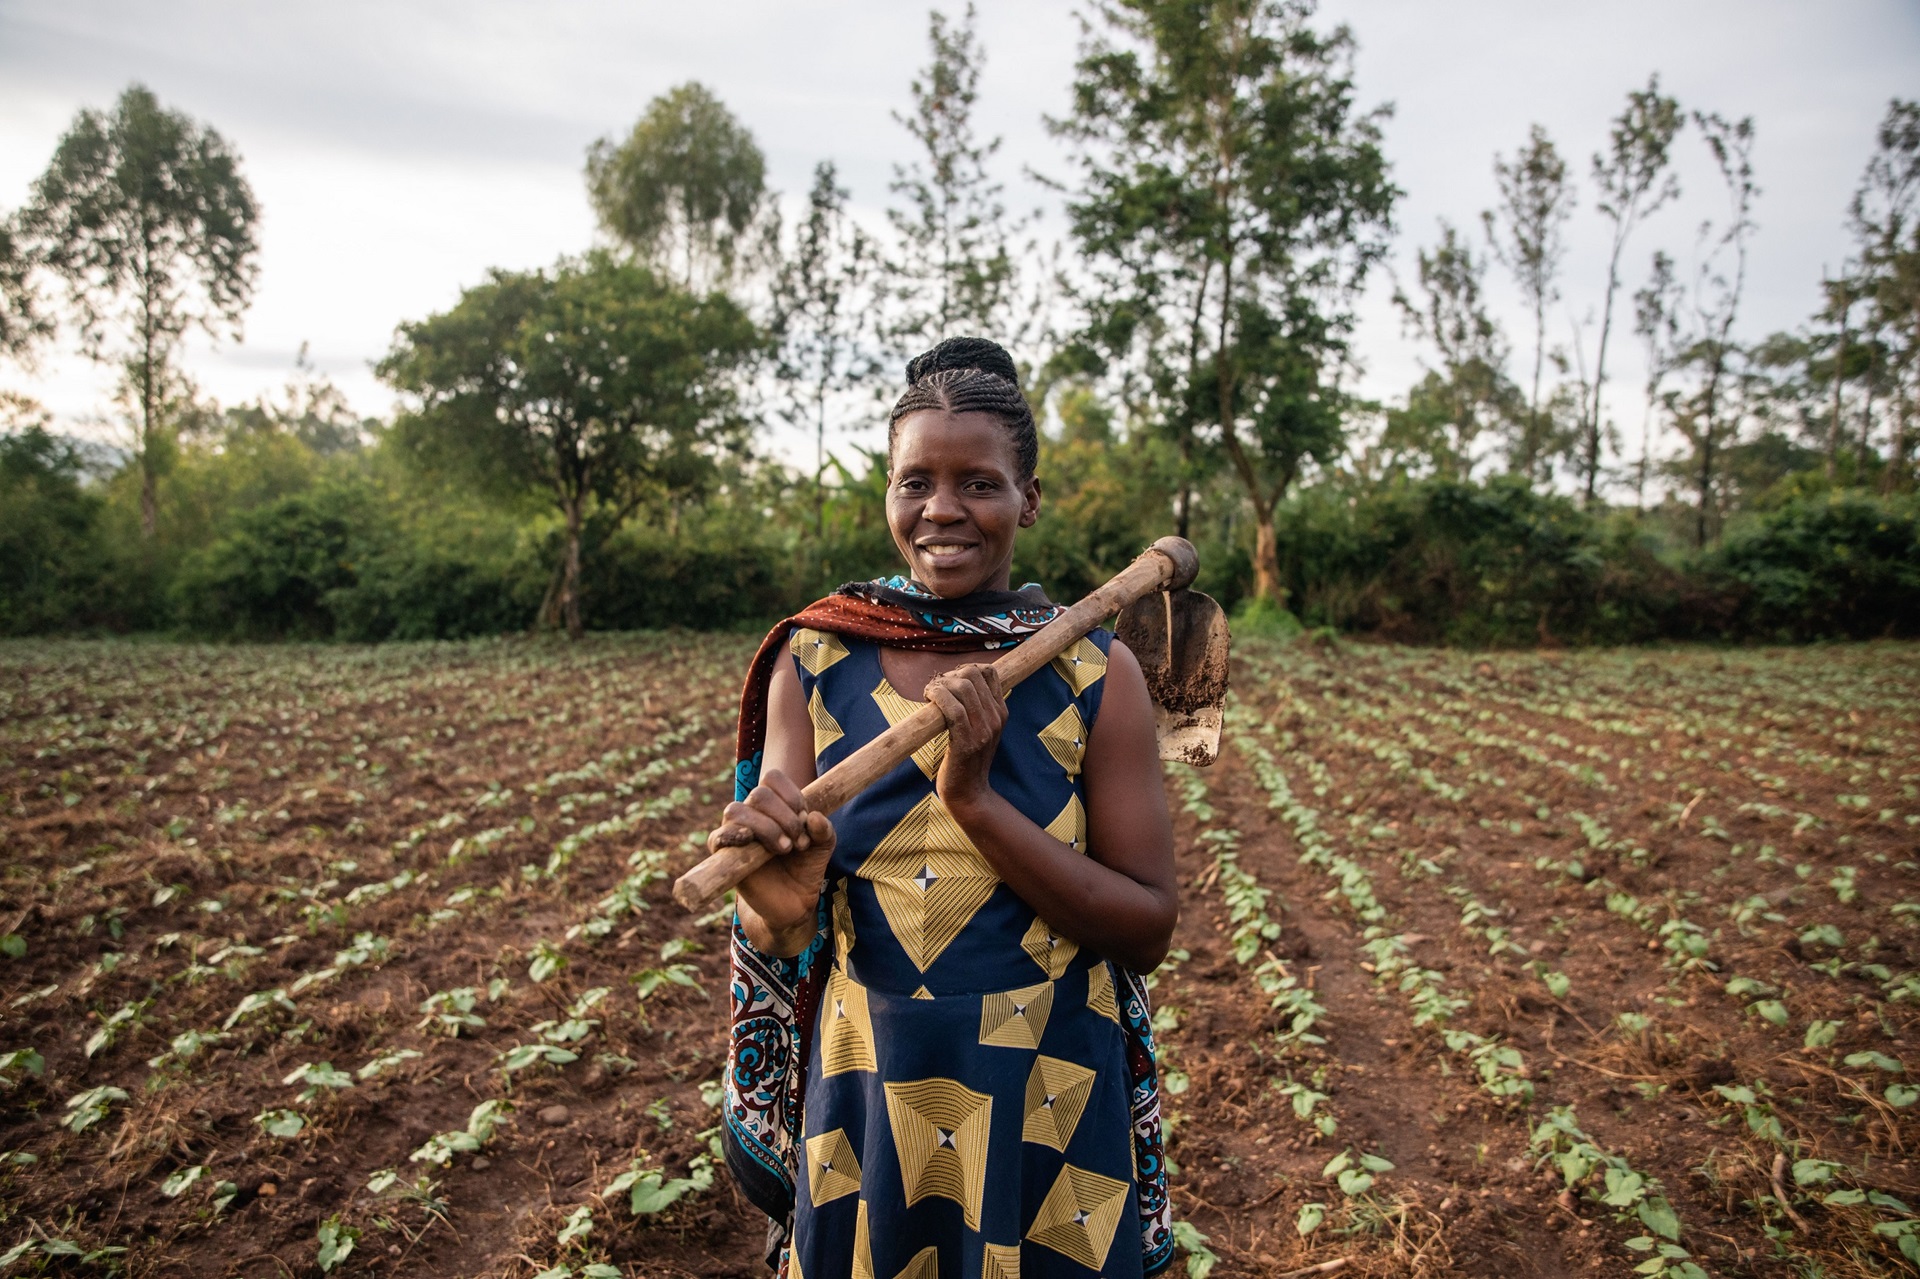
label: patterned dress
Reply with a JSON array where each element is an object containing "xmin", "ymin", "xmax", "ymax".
[{"xmin": 781, "ymin": 625, "xmax": 1146, "ymax": 1279}]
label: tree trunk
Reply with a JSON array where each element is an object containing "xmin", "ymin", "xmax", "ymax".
[
  {"xmin": 1826, "ymin": 316, "xmax": 1847, "ymax": 481},
  {"xmin": 1887, "ymin": 390, "xmax": 1912, "ymax": 495},
  {"xmin": 560, "ymin": 497, "xmax": 585, "ymax": 640},
  {"xmin": 1251, "ymin": 505, "xmax": 1284, "ymax": 609},
  {"xmin": 139, "ymin": 458, "xmax": 158, "ymax": 539}
]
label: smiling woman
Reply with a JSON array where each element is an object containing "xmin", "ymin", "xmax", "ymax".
[{"xmin": 715, "ymin": 338, "xmax": 1179, "ymax": 1277}]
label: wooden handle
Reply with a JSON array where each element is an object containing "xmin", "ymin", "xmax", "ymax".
[{"xmin": 671, "ymin": 537, "xmax": 1198, "ymax": 912}]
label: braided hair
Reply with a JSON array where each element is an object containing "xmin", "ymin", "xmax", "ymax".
[{"xmin": 887, "ymin": 337, "xmax": 1039, "ymax": 480}]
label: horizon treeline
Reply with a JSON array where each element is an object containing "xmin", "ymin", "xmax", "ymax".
[{"xmin": 2, "ymin": 1, "xmax": 1917, "ymax": 646}]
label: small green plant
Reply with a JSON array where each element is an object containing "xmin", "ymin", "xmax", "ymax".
[{"xmin": 315, "ymin": 1217, "xmax": 358, "ymax": 1272}]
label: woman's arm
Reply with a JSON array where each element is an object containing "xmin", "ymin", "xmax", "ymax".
[
  {"xmin": 720, "ymin": 657, "xmax": 835, "ymax": 957},
  {"xmin": 930, "ymin": 641, "xmax": 1178, "ymax": 972}
]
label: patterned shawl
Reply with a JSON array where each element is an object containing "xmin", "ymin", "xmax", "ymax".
[{"xmin": 719, "ymin": 578, "xmax": 1173, "ymax": 1274}]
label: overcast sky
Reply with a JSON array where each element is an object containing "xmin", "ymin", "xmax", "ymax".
[{"xmin": 3, "ymin": 0, "xmax": 1916, "ymax": 479}]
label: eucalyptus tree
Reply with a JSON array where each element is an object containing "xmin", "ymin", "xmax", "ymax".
[
  {"xmin": 1053, "ymin": 0, "xmax": 1397, "ymax": 603},
  {"xmin": 379, "ymin": 252, "xmax": 761, "ymax": 638},
  {"xmin": 586, "ymin": 82, "xmax": 768, "ymax": 294},
  {"xmin": 1580, "ymin": 75, "xmax": 1682, "ymax": 506},
  {"xmin": 1848, "ymin": 99, "xmax": 1920, "ymax": 491},
  {"xmin": 1630, "ymin": 250, "xmax": 1681, "ymax": 508},
  {"xmin": 1667, "ymin": 113, "xmax": 1758, "ymax": 545},
  {"xmin": 1482, "ymin": 124, "xmax": 1574, "ymax": 482},
  {"xmin": 0, "ymin": 214, "xmax": 48, "ymax": 365},
  {"xmin": 1390, "ymin": 220, "xmax": 1519, "ymax": 479},
  {"xmin": 20, "ymin": 84, "xmax": 258, "ymax": 536},
  {"xmin": 884, "ymin": 3, "xmax": 1027, "ymax": 355},
  {"xmin": 771, "ymin": 162, "xmax": 883, "ymax": 536}
]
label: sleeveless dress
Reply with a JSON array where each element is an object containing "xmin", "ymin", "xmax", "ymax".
[{"xmin": 783, "ymin": 626, "xmax": 1143, "ymax": 1279}]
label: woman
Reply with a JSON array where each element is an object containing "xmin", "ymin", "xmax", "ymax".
[{"xmin": 717, "ymin": 337, "xmax": 1179, "ymax": 1278}]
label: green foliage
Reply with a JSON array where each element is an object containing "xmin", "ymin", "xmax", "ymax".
[
  {"xmin": 1709, "ymin": 490, "xmax": 1920, "ymax": 638},
  {"xmin": 585, "ymin": 83, "xmax": 767, "ymax": 291},
  {"xmin": 0, "ymin": 422, "xmax": 110, "ymax": 634}
]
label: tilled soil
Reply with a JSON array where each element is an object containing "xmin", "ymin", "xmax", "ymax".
[{"xmin": 2, "ymin": 635, "xmax": 1917, "ymax": 1278}]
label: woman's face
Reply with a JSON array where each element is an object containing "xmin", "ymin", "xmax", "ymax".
[{"xmin": 886, "ymin": 409, "xmax": 1040, "ymax": 598}]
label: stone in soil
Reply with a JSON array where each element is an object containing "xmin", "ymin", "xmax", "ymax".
[{"xmin": 538, "ymin": 1104, "xmax": 571, "ymax": 1127}]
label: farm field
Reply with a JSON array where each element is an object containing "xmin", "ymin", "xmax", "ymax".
[{"xmin": 3, "ymin": 635, "xmax": 1919, "ymax": 1278}]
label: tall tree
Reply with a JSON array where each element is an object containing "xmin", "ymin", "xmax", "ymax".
[
  {"xmin": 20, "ymin": 84, "xmax": 258, "ymax": 537},
  {"xmin": 1389, "ymin": 220, "xmax": 1519, "ymax": 479},
  {"xmin": 1630, "ymin": 249, "xmax": 1681, "ymax": 509},
  {"xmin": 885, "ymin": 3, "xmax": 1025, "ymax": 354},
  {"xmin": 1668, "ymin": 112, "xmax": 1759, "ymax": 546},
  {"xmin": 1482, "ymin": 124, "xmax": 1573, "ymax": 483},
  {"xmin": 771, "ymin": 162, "xmax": 883, "ymax": 535},
  {"xmin": 0, "ymin": 213, "xmax": 50, "ymax": 364},
  {"xmin": 379, "ymin": 252, "xmax": 760, "ymax": 638},
  {"xmin": 1580, "ymin": 75, "xmax": 1682, "ymax": 507},
  {"xmin": 586, "ymin": 83, "xmax": 768, "ymax": 293},
  {"xmin": 1054, "ymin": 0, "xmax": 1397, "ymax": 604},
  {"xmin": 1849, "ymin": 99, "xmax": 1920, "ymax": 492}
]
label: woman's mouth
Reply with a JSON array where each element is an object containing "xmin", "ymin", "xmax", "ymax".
[{"xmin": 917, "ymin": 542, "xmax": 977, "ymax": 562}]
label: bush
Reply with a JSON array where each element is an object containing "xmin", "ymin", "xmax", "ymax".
[
  {"xmin": 1273, "ymin": 477, "xmax": 1691, "ymax": 646},
  {"xmin": 170, "ymin": 485, "xmax": 365, "ymax": 639},
  {"xmin": 1710, "ymin": 492, "xmax": 1920, "ymax": 640},
  {"xmin": 0, "ymin": 427, "xmax": 116, "ymax": 634}
]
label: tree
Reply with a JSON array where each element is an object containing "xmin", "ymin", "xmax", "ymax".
[
  {"xmin": 771, "ymin": 162, "xmax": 884, "ymax": 536},
  {"xmin": 1389, "ymin": 220, "xmax": 1519, "ymax": 479},
  {"xmin": 1579, "ymin": 75, "xmax": 1682, "ymax": 506},
  {"xmin": 0, "ymin": 213, "xmax": 49, "ymax": 364},
  {"xmin": 885, "ymin": 3, "xmax": 1027, "ymax": 354},
  {"xmin": 1482, "ymin": 124, "xmax": 1574, "ymax": 483},
  {"xmin": 1629, "ymin": 250, "xmax": 1682, "ymax": 509},
  {"xmin": 20, "ymin": 84, "xmax": 259, "ymax": 537},
  {"xmin": 1666, "ymin": 113, "xmax": 1758, "ymax": 546},
  {"xmin": 1849, "ymin": 99, "xmax": 1920, "ymax": 491},
  {"xmin": 586, "ymin": 83, "xmax": 768, "ymax": 293},
  {"xmin": 379, "ymin": 252, "xmax": 761, "ymax": 638},
  {"xmin": 1054, "ymin": 0, "xmax": 1398, "ymax": 604}
]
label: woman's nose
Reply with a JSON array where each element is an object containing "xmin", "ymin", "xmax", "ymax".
[{"xmin": 923, "ymin": 487, "xmax": 967, "ymax": 523}]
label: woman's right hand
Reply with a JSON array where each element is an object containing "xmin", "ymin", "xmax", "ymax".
[{"xmin": 718, "ymin": 767, "xmax": 836, "ymax": 956}]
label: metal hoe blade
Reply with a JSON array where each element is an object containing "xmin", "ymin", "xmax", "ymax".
[{"xmin": 1115, "ymin": 587, "xmax": 1231, "ymax": 766}]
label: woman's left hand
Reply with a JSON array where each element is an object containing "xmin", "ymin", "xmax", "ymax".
[{"xmin": 925, "ymin": 663, "xmax": 1006, "ymax": 808}]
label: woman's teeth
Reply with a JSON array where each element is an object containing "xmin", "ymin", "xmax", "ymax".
[{"xmin": 922, "ymin": 544, "xmax": 971, "ymax": 559}]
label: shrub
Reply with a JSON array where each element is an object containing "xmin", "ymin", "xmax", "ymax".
[{"xmin": 1710, "ymin": 492, "xmax": 1920, "ymax": 640}]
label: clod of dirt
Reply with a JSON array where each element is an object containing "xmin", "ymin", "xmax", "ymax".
[
  {"xmin": 471, "ymin": 1156, "xmax": 491, "ymax": 1171},
  {"xmin": 538, "ymin": 1104, "xmax": 571, "ymax": 1127}
]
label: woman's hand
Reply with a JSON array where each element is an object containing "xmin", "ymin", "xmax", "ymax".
[
  {"xmin": 719, "ymin": 767, "xmax": 836, "ymax": 956},
  {"xmin": 925, "ymin": 663, "xmax": 1006, "ymax": 811}
]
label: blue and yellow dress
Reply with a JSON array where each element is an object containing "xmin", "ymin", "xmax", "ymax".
[{"xmin": 778, "ymin": 625, "xmax": 1148, "ymax": 1278}]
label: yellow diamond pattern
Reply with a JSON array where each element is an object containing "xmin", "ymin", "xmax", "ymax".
[
  {"xmin": 1087, "ymin": 962, "xmax": 1120, "ymax": 1024},
  {"xmin": 911, "ymin": 986, "xmax": 933, "ymax": 1000},
  {"xmin": 805, "ymin": 1127, "xmax": 862, "ymax": 1205},
  {"xmin": 982, "ymin": 1243, "xmax": 1021, "ymax": 1279},
  {"xmin": 820, "ymin": 967, "xmax": 876, "ymax": 1076},
  {"xmin": 1044, "ymin": 794, "xmax": 1087, "ymax": 855},
  {"xmin": 790, "ymin": 627, "xmax": 850, "ymax": 676},
  {"xmin": 1051, "ymin": 637, "xmax": 1107, "ymax": 696},
  {"xmin": 852, "ymin": 1199, "xmax": 873, "ymax": 1279},
  {"xmin": 1023, "ymin": 1054, "xmax": 1099, "ymax": 1152},
  {"xmin": 808, "ymin": 685, "xmax": 845, "ymax": 758},
  {"xmin": 871, "ymin": 678, "xmax": 949, "ymax": 779},
  {"xmin": 1027, "ymin": 1164, "xmax": 1130, "ymax": 1269},
  {"xmin": 1021, "ymin": 915, "xmax": 1079, "ymax": 980},
  {"xmin": 884, "ymin": 1077, "xmax": 993, "ymax": 1230},
  {"xmin": 1037, "ymin": 703, "xmax": 1089, "ymax": 778},
  {"xmin": 791, "ymin": 1248, "xmax": 804, "ymax": 1279},
  {"xmin": 891, "ymin": 1249, "xmax": 939, "ymax": 1279},
  {"xmin": 859, "ymin": 793, "xmax": 1000, "ymax": 973},
  {"xmin": 979, "ymin": 978, "xmax": 1055, "ymax": 1050}
]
